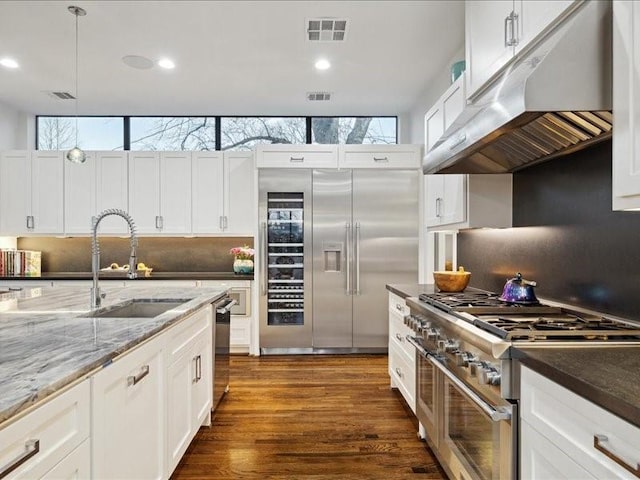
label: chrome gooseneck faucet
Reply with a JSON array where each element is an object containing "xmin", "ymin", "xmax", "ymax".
[{"xmin": 91, "ymin": 209, "xmax": 138, "ymax": 308}]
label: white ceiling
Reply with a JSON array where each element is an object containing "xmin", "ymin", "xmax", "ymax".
[{"xmin": 0, "ymin": 0, "xmax": 464, "ymax": 116}]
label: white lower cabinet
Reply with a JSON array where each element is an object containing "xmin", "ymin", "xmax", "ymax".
[
  {"xmin": 0, "ymin": 380, "xmax": 90, "ymax": 480},
  {"xmin": 387, "ymin": 292, "xmax": 415, "ymax": 414},
  {"xmin": 521, "ymin": 420, "xmax": 596, "ymax": 480},
  {"xmin": 165, "ymin": 306, "xmax": 212, "ymax": 476},
  {"xmin": 41, "ymin": 438, "xmax": 91, "ymax": 480},
  {"xmin": 91, "ymin": 335, "xmax": 165, "ymax": 480},
  {"xmin": 520, "ymin": 366, "xmax": 640, "ymax": 479}
]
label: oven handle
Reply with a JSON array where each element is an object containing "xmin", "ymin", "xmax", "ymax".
[
  {"xmin": 407, "ymin": 335, "xmax": 433, "ymax": 358},
  {"xmin": 428, "ymin": 356, "xmax": 512, "ymax": 422}
]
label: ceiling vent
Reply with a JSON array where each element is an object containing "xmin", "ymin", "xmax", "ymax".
[
  {"xmin": 45, "ymin": 91, "xmax": 76, "ymax": 100},
  {"xmin": 306, "ymin": 18, "xmax": 347, "ymax": 42},
  {"xmin": 307, "ymin": 92, "xmax": 332, "ymax": 101}
]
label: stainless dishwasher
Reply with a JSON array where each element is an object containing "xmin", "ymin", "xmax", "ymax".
[{"xmin": 213, "ymin": 295, "xmax": 236, "ymax": 411}]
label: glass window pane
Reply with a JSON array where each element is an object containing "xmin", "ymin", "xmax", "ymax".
[
  {"xmin": 130, "ymin": 117, "xmax": 216, "ymax": 151},
  {"xmin": 311, "ymin": 117, "xmax": 397, "ymax": 144},
  {"xmin": 37, "ymin": 116, "xmax": 124, "ymax": 150},
  {"xmin": 221, "ymin": 117, "xmax": 306, "ymax": 151}
]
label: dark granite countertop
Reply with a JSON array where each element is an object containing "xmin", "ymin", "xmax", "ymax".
[
  {"xmin": 514, "ymin": 346, "xmax": 640, "ymax": 428},
  {"xmin": 386, "ymin": 283, "xmax": 437, "ymax": 299},
  {"xmin": 0, "ymin": 271, "xmax": 253, "ymax": 281}
]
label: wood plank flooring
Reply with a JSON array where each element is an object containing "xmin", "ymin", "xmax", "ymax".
[{"xmin": 171, "ymin": 354, "xmax": 445, "ymax": 480}]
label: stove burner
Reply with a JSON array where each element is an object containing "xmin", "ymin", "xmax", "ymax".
[{"xmin": 418, "ymin": 292, "xmax": 559, "ymax": 315}]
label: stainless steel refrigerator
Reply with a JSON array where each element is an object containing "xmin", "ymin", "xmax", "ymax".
[{"xmin": 258, "ymin": 168, "xmax": 418, "ymax": 353}]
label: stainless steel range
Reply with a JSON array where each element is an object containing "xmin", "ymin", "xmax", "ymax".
[{"xmin": 405, "ymin": 290, "xmax": 640, "ymax": 480}]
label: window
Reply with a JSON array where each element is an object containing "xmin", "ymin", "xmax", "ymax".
[
  {"xmin": 37, "ymin": 116, "xmax": 124, "ymax": 150},
  {"xmin": 130, "ymin": 117, "xmax": 216, "ymax": 151},
  {"xmin": 220, "ymin": 117, "xmax": 306, "ymax": 151},
  {"xmin": 311, "ymin": 117, "xmax": 397, "ymax": 144},
  {"xmin": 36, "ymin": 115, "xmax": 397, "ymax": 150}
]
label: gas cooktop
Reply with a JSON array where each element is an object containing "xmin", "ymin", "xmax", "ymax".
[{"xmin": 418, "ymin": 292, "xmax": 640, "ymax": 341}]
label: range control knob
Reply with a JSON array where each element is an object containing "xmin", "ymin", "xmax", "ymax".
[
  {"xmin": 478, "ymin": 367, "xmax": 501, "ymax": 386},
  {"xmin": 437, "ymin": 339, "xmax": 458, "ymax": 353},
  {"xmin": 455, "ymin": 351, "xmax": 476, "ymax": 367},
  {"xmin": 425, "ymin": 328, "xmax": 438, "ymax": 341},
  {"xmin": 468, "ymin": 361, "xmax": 482, "ymax": 377}
]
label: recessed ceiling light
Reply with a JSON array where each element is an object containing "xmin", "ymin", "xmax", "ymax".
[
  {"xmin": 122, "ymin": 55, "xmax": 154, "ymax": 70},
  {"xmin": 158, "ymin": 58, "xmax": 175, "ymax": 69},
  {"xmin": 0, "ymin": 58, "xmax": 19, "ymax": 69},
  {"xmin": 315, "ymin": 59, "xmax": 331, "ymax": 70}
]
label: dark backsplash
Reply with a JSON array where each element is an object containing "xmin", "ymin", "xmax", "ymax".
[
  {"xmin": 17, "ymin": 237, "xmax": 254, "ymax": 273},
  {"xmin": 458, "ymin": 140, "xmax": 640, "ymax": 320}
]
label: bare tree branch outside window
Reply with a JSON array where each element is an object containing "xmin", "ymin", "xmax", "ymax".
[{"xmin": 38, "ymin": 117, "xmax": 75, "ymax": 150}]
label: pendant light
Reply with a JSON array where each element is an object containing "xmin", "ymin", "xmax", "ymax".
[{"xmin": 66, "ymin": 5, "xmax": 87, "ymax": 164}]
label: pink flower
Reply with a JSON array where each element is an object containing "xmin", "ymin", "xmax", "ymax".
[{"xmin": 229, "ymin": 245, "xmax": 254, "ymax": 260}]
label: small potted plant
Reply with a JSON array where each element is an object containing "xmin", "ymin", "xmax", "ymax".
[{"xmin": 229, "ymin": 245, "xmax": 255, "ymax": 274}]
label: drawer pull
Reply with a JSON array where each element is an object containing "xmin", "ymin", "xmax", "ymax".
[
  {"xmin": 290, "ymin": 156, "xmax": 304, "ymax": 163},
  {"xmin": 594, "ymin": 434, "xmax": 640, "ymax": 478},
  {"xmin": 395, "ymin": 333, "xmax": 404, "ymax": 342},
  {"xmin": 395, "ymin": 367, "xmax": 403, "ymax": 378},
  {"xmin": 127, "ymin": 365, "xmax": 150, "ymax": 387},
  {"xmin": 193, "ymin": 355, "xmax": 202, "ymax": 383},
  {"xmin": 373, "ymin": 156, "xmax": 389, "ymax": 163},
  {"xmin": 395, "ymin": 303, "xmax": 403, "ymax": 312},
  {"xmin": 0, "ymin": 439, "xmax": 40, "ymax": 479}
]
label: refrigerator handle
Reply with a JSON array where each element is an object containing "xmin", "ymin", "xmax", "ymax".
[
  {"xmin": 261, "ymin": 222, "xmax": 268, "ymax": 296},
  {"xmin": 345, "ymin": 223, "xmax": 351, "ymax": 295},
  {"xmin": 355, "ymin": 222, "xmax": 361, "ymax": 295}
]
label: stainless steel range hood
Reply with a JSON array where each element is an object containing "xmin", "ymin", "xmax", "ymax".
[{"xmin": 423, "ymin": 1, "xmax": 612, "ymax": 175}]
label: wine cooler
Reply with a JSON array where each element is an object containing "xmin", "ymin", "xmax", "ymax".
[{"xmin": 266, "ymin": 192, "xmax": 304, "ymax": 326}]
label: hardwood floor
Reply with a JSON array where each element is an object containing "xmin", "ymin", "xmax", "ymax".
[{"xmin": 171, "ymin": 354, "xmax": 445, "ymax": 480}]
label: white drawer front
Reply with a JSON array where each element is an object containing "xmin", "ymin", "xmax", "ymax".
[
  {"xmin": 41, "ymin": 437, "xmax": 91, "ymax": 480},
  {"xmin": 521, "ymin": 366, "xmax": 640, "ymax": 480},
  {"xmin": 340, "ymin": 150, "xmax": 418, "ymax": 169},
  {"xmin": 166, "ymin": 306, "xmax": 212, "ymax": 361},
  {"xmin": 0, "ymin": 380, "xmax": 90, "ymax": 480},
  {"xmin": 257, "ymin": 147, "xmax": 338, "ymax": 168},
  {"xmin": 388, "ymin": 292, "xmax": 409, "ymax": 316},
  {"xmin": 389, "ymin": 345, "xmax": 416, "ymax": 414},
  {"xmin": 389, "ymin": 312, "xmax": 415, "ymax": 363}
]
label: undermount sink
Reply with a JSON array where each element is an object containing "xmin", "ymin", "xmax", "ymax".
[{"xmin": 83, "ymin": 298, "xmax": 193, "ymax": 318}]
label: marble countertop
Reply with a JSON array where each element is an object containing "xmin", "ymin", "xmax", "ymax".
[
  {"xmin": 514, "ymin": 347, "xmax": 640, "ymax": 428},
  {"xmin": 0, "ymin": 284, "xmax": 227, "ymax": 426},
  {"xmin": 0, "ymin": 271, "xmax": 253, "ymax": 281}
]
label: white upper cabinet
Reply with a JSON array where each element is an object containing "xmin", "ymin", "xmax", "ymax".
[
  {"xmin": 338, "ymin": 145, "xmax": 421, "ymax": 169},
  {"xmin": 65, "ymin": 151, "xmax": 129, "ymax": 235},
  {"xmin": 0, "ymin": 150, "xmax": 64, "ymax": 235},
  {"xmin": 95, "ymin": 151, "xmax": 129, "ymax": 234},
  {"xmin": 192, "ymin": 151, "xmax": 255, "ymax": 235},
  {"xmin": 425, "ymin": 73, "xmax": 467, "ymax": 154},
  {"xmin": 613, "ymin": 0, "xmax": 640, "ymax": 210},
  {"xmin": 129, "ymin": 151, "xmax": 191, "ymax": 234},
  {"xmin": 64, "ymin": 151, "xmax": 96, "ymax": 234},
  {"xmin": 192, "ymin": 151, "xmax": 224, "ymax": 234},
  {"xmin": 256, "ymin": 144, "xmax": 338, "ymax": 168},
  {"xmin": 425, "ymin": 174, "xmax": 512, "ymax": 230},
  {"xmin": 466, "ymin": 0, "xmax": 578, "ymax": 99},
  {"xmin": 224, "ymin": 151, "xmax": 255, "ymax": 234}
]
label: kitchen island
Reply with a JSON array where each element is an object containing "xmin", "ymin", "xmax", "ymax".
[{"xmin": 0, "ymin": 284, "xmax": 226, "ymax": 425}]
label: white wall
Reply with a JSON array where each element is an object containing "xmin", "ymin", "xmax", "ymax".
[{"xmin": 0, "ymin": 101, "xmax": 21, "ymax": 149}]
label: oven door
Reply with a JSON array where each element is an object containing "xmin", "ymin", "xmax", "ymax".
[
  {"xmin": 430, "ymin": 357, "xmax": 517, "ymax": 480},
  {"xmin": 409, "ymin": 337, "xmax": 440, "ymax": 448}
]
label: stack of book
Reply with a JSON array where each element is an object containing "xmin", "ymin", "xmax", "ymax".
[{"xmin": 0, "ymin": 250, "xmax": 42, "ymax": 277}]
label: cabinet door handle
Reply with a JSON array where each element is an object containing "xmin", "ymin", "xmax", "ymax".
[
  {"xmin": 395, "ymin": 367, "xmax": 403, "ymax": 378},
  {"xmin": 26, "ymin": 216, "xmax": 34, "ymax": 229},
  {"xmin": 373, "ymin": 156, "xmax": 389, "ymax": 163},
  {"xmin": 193, "ymin": 355, "xmax": 202, "ymax": 383},
  {"xmin": 289, "ymin": 156, "xmax": 304, "ymax": 163},
  {"xmin": 594, "ymin": 434, "xmax": 640, "ymax": 478},
  {"xmin": 127, "ymin": 365, "xmax": 150, "ymax": 386},
  {"xmin": 504, "ymin": 14, "xmax": 511, "ymax": 47},
  {"xmin": 155, "ymin": 215, "xmax": 163, "ymax": 229},
  {"xmin": 435, "ymin": 198, "xmax": 442, "ymax": 218},
  {"xmin": 395, "ymin": 333, "xmax": 404, "ymax": 342},
  {"xmin": 223, "ymin": 216, "xmax": 228, "ymax": 230},
  {"xmin": 0, "ymin": 439, "xmax": 40, "ymax": 479},
  {"xmin": 511, "ymin": 12, "xmax": 519, "ymax": 46}
]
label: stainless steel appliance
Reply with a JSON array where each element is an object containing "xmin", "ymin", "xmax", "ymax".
[
  {"xmin": 258, "ymin": 169, "xmax": 419, "ymax": 353},
  {"xmin": 405, "ymin": 289, "xmax": 640, "ymax": 480},
  {"xmin": 212, "ymin": 295, "xmax": 236, "ymax": 410},
  {"xmin": 423, "ymin": 1, "xmax": 612, "ymax": 175}
]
